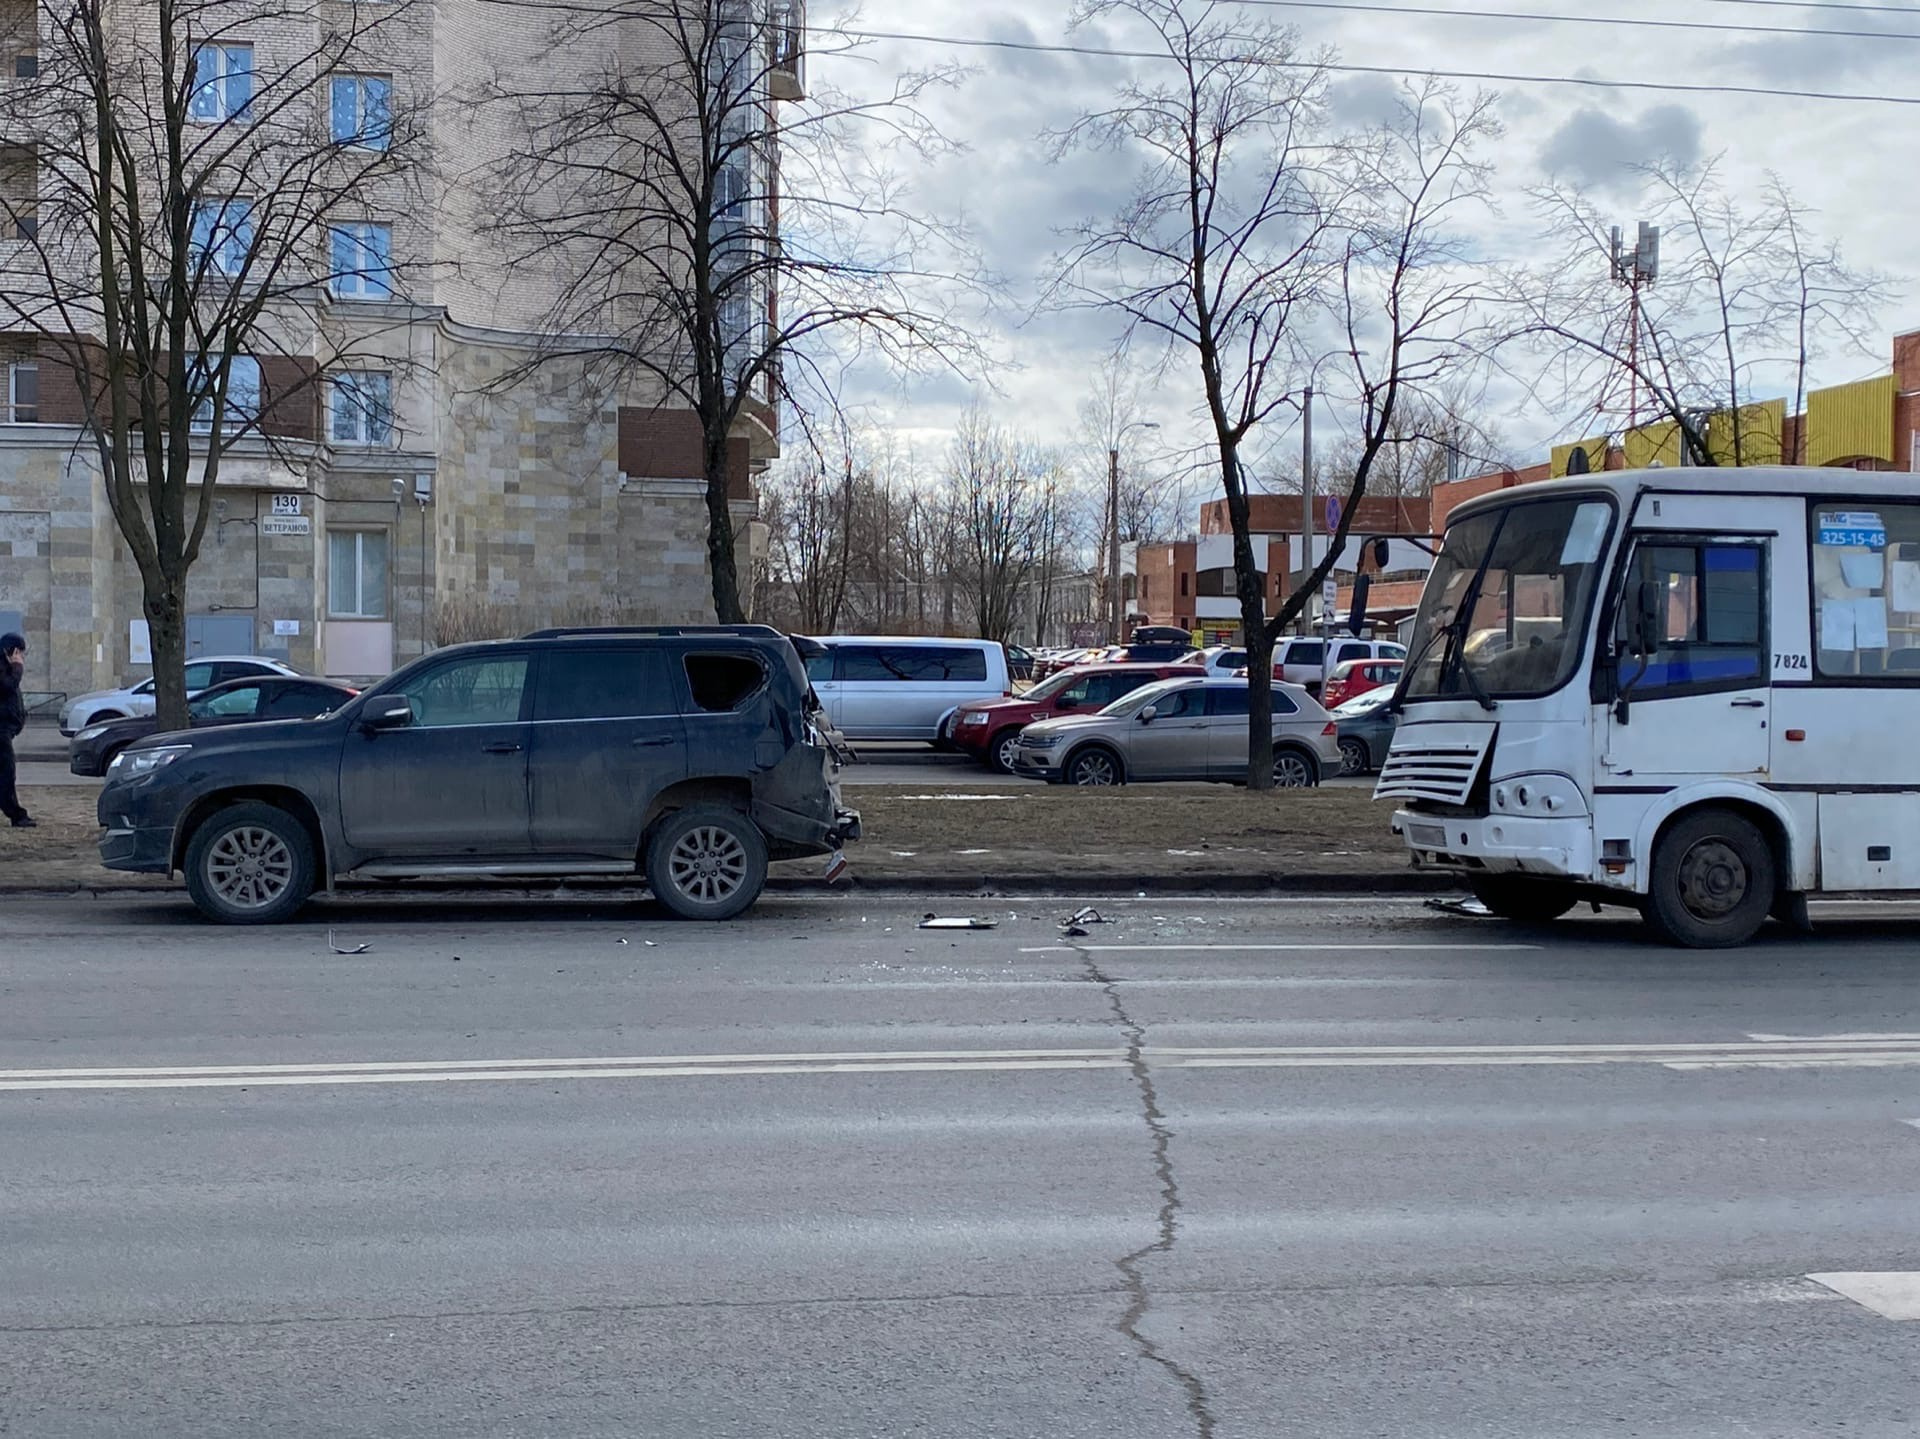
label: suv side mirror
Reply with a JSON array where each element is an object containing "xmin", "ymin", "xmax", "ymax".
[
  {"xmin": 1137, "ymin": 704, "xmax": 1158, "ymax": 724},
  {"xmin": 361, "ymin": 695, "xmax": 414, "ymax": 732}
]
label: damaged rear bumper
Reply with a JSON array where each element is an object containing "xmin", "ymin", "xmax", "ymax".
[{"xmin": 750, "ymin": 742, "xmax": 863, "ymax": 859}]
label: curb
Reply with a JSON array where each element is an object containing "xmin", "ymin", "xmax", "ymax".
[{"xmin": 0, "ymin": 870, "xmax": 1457, "ymax": 900}]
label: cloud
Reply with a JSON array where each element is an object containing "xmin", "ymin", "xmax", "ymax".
[{"xmin": 1537, "ymin": 105, "xmax": 1703, "ymax": 191}]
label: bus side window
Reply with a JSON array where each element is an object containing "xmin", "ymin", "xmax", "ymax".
[{"xmin": 1622, "ymin": 543, "xmax": 1765, "ymax": 695}]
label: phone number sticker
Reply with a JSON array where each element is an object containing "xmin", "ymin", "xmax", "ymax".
[{"xmin": 1818, "ymin": 511, "xmax": 1887, "ymax": 551}]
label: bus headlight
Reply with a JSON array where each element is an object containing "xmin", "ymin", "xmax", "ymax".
[{"xmin": 1489, "ymin": 773, "xmax": 1587, "ymax": 818}]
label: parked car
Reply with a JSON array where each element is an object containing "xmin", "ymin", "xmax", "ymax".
[
  {"xmin": 1179, "ymin": 645, "xmax": 1249, "ymax": 676},
  {"xmin": 1131, "ymin": 625, "xmax": 1194, "ymax": 647},
  {"xmin": 1013, "ymin": 676, "xmax": 1339, "ymax": 788},
  {"xmin": 1116, "ymin": 639, "xmax": 1197, "ymax": 664},
  {"xmin": 1321, "ymin": 657, "xmax": 1404, "ymax": 710},
  {"xmin": 68, "ymin": 676, "xmax": 360, "ymax": 777},
  {"xmin": 1272, "ymin": 636, "xmax": 1406, "ymax": 694},
  {"xmin": 59, "ymin": 656, "xmax": 300, "ymax": 735},
  {"xmin": 803, "ymin": 636, "xmax": 1011, "ymax": 742},
  {"xmin": 1006, "ymin": 644, "xmax": 1036, "ymax": 683},
  {"xmin": 949, "ymin": 662, "xmax": 1197, "ymax": 772},
  {"xmin": 1332, "ymin": 685, "xmax": 1400, "ymax": 776},
  {"xmin": 96, "ymin": 625, "xmax": 860, "ymax": 924}
]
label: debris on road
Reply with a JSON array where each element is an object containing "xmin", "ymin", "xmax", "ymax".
[
  {"xmin": 1066, "ymin": 906, "xmax": 1111, "ymax": 926},
  {"xmin": 326, "ymin": 931, "xmax": 370, "ymax": 955},
  {"xmin": 918, "ymin": 915, "xmax": 997, "ymax": 931},
  {"xmin": 1425, "ymin": 896, "xmax": 1493, "ymax": 919},
  {"xmin": 823, "ymin": 851, "xmax": 850, "ymax": 884}
]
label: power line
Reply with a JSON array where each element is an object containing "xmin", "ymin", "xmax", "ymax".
[
  {"xmin": 823, "ymin": 24, "xmax": 1920, "ymax": 107},
  {"xmin": 1692, "ymin": 0, "xmax": 1920, "ymax": 14},
  {"xmin": 1218, "ymin": 0, "xmax": 1920, "ymax": 43}
]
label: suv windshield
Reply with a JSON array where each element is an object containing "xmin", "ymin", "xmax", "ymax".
[{"xmin": 1403, "ymin": 494, "xmax": 1615, "ymax": 703}]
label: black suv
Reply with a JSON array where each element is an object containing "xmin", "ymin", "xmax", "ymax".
[{"xmin": 97, "ymin": 626, "xmax": 860, "ymax": 924}]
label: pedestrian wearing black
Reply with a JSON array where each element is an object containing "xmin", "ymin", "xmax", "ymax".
[{"xmin": 0, "ymin": 632, "xmax": 32, "ymax": 828}]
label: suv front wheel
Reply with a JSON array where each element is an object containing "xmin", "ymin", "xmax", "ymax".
[
  {"xmin": 184, "ymin": 801, "xmax": 316, "ymax": 925},
  {"xmin": 645, "ymin": 805, "xmax": 769, "ymax": 921}
]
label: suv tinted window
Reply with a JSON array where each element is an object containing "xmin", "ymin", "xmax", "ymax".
[
  {"xmin": 1087, "ymin": 672, "xmax": 1152, "ymax": 706},
  {"xmin": 197, "ymin": 684, "xmax": 262, "ymax": 718},
  {"xmin": 805, "ymin": 651, "xmax": 835, "ymax": 682},
  {"xmin": 397, "ymin": 656, "xmax": 529, "ymax": 727},
  {"xmin": 537, "ymin": 649, "xmax": 674, "ymax": 721},
  {"xmin": 264, "ymin": 683, "xmax": 344, "ymax": 719},
  {"xmin": 1149, "ymin": 687, "xmax": 1204, "ymax": 719},
  {"xmin": 184, "ymin": 663, "xmax": 216, "ymax": 690},
  {"xmin": 840, "ymin": 645, "xmax": 988, "ymax": 682},
  {"xmin": 1335, "ymin": 642, "xmax": 1371, "ymax": 664},
  {"xmin": 1279, "ymin": 640, "xmax": 1322, "ymax": 666},
  {"xmin": 684, "ymin": 653, "xmax": 765, "ymax": 711},
  {"xmin": 1207, "ymin": 686, "xmax": 1250, "ymax": 717}
]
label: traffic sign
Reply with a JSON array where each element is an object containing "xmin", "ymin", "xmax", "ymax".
[{"xmin": 1324, "ymin": 494, "xmax": 1341, "ymax": 532}]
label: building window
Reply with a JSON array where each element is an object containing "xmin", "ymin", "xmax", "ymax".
[
  {"xmin": 329, "ymin": 223, "xmax": 393, "ymax": 298},
  {"xmin": 328, "ymin": 529, "xmax": 389, "ymax": 619},
  {"xmin": 189, "ymin": 44, "xmax": 253, "ymax": 123},
  {"xmin": 1179, "ymin": 573, "xmax": 1189, "ymax": 597},
  {"xmin": 329, "ymin": 74, "xmax": 392, "ymax": 149},
  {"xmin": 6, "ymin": 361, "xmax": 36, "ymax": 423},
  {"xmin": 189, "ymin": 355, "xmax": 261, "ymax": 434},
  {"xmin": 329, "ymin": 370, "xmax": 392, "ymax": 444},
  {"xmin": 189, "ymin": 198, "xmax": 255, "ymax": 277}
]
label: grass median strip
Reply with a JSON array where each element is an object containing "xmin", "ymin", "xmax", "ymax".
[{"xmin": 1, "ymin": 781, "xmax": 1408, "ymax": 892}]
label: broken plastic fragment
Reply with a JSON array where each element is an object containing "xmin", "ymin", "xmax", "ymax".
[
  {"xmin": 327, "ymin": 930, "xmax": 370, "ymax": 955},
  {"xmin": 917, "ymin": 917, "xmax": 998, "ymax": 930}
]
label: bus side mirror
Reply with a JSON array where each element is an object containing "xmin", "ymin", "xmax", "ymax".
[
  {"xmin": 1630, "ymin": 579, "xmax": 1664, "ymax": 653},
  {"xmin": 1347, "ymin": 574, "xmax": 1372, "ymax": 636}
]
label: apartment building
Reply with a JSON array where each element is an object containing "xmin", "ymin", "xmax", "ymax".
[{"xmin": 0, "ymin": 0, "xmax": 798, "ymax": 704}]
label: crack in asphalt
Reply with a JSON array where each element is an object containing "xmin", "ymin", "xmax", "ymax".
[{"xmin": 1078, "ymin": 945, "xmax": 1218, "ymax": 1439}]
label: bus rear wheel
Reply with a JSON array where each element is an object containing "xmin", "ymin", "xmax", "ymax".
[
  {"xmin": 1642, "ymin": 807, "xmax": 1775, "ymax": 949},
  {"xmin": 1468, "ymin": 876, "xmax": 1577, "ymax": 924}
]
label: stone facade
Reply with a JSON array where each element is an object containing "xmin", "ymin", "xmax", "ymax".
[{"xmin": 0, "ymin": 0, "xmax": 784, "ymax": 703}]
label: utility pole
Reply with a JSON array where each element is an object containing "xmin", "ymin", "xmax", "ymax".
[
  {"xmin": 1106, "ymin": 447, "xmax": 1122, "ymax": 644},
  {"xmin": 1299, "ymin": 383, "xmax": 1313, "ymax": 637}
]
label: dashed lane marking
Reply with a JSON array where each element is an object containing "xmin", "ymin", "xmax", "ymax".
[{"xmin": 1805, "ymin": 1273, "xmax": 1920, "ymax": 1320}]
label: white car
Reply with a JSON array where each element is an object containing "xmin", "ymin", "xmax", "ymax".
[
  {"xmin": 59, "ymin": 655, "xmax": 300, "ymax": 735},
  {"xmin": 804, "ymin": 636, "xmax": 1012, "ymax": 743},
  {"xmin": 1179, "ymin": 644, "xmax": 1251, "ymax": 676}
]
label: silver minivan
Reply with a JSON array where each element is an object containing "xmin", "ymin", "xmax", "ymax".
[{"xmin": 805, "ymin": 636, "xmax": 1012, "ymax": 742}]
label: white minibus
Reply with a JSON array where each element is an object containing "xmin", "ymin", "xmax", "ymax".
[
  {"xmin": 1380, "ymin": 466, "xmax": 1920, "ymax": 946},
  {"xmin": 805, "ymin": 636, "xmax": 1012, "ymax": 742}
]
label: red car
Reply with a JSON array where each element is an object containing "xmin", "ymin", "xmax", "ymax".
[
  {"xmin": 1320, "ymin": 657, "xmax": 1403, "ymax": 710},
  {"xmin": 951, "ymin": 662, "xmax": 1195, "ymax": 772}
]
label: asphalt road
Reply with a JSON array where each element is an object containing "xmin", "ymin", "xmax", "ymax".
[{"xmin": 5, "ymin": 892, "xmax": 1920, "ymax": 1437}]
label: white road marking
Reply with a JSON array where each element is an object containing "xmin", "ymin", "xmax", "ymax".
[
  {"xmin": 8, "ymin": 1036, "xmax": 1920, "ymax": 1092},
  {"xmin": 1747, "ymin": 1032, "xmax": 1920, "ymax": 1043},
  {"xmin": 1805, "ymin": 1273, "xmax": 1920, "ymax": 1320},
  {"xmin": 1018, "ymin": 943, "xmax": 1544, "ymax": 954}
]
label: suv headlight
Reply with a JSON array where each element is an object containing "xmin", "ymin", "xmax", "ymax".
[
  {"xmin": 109, "ymin": 744, "xmax": 191, "ymax": 779},
  {"xmin": 960, "ymin": 711, "xmax": 990, "ymax": 726},
  {"xmin": 1024, "ymin": 732, "xmax": 1065, "ymax": 749},
  {"xmin": 76, "ymin": 723, "xmax": 113, "ymax": 741}
]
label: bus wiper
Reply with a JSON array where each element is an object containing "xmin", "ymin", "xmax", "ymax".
[{"xmin": 1451, "ymin": 646, "xmax": 1497, "ymax": 712}]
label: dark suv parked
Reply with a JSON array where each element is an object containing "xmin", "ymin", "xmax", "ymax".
[{"xmin": 96, "ymin": 626, "xmax": 860, "ymax": 924}]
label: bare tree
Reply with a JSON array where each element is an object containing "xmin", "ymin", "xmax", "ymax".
[
  {"xmin": 0, "ymin": 0, "xmax": 423, "ymax": 724},
  {"xmin": 946, "ymin": 407, "xmax": 1058, "ymax": 643},
  {"xmin": 476, "ymin": 0, "xmax": 982, "ymax": 625},
  {"xmin": 1052, "ymin": 0, "xmax": 1497, "ymax": 787},
  {"xmin": 1508, "ymin": 157, "xmax": 1892, "ymax": 467}
]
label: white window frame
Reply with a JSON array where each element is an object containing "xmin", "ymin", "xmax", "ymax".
[
  {"xmin": 328, "ymin": 370, "xmax": 393, "ymax": 445},
  {"xmin": 329, "ymin": 222, "xmax": 393, "ymax": 299},
  {"xmin": 328, "ymin": 529, "xmax": 390, "ymax": 619},
  {"xmin": 189, "ymin": 355, "xmax": 261, "ymax": 434},
  {"xmin": 189, "ymin": 198, "xmax": 255, "ymax": 278},
  {"xmin": 189, "ymin": 44, "xmax": 254, "ymax": 124},
  {"xmin": 329, "ymin": 73, "xmax": 392, "ymax": 150},
  {"xmin": 6, "ymin": 361, "xmax": 36, "ymax": 423}
]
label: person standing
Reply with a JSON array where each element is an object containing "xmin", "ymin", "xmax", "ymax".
[{"xmin": 0, "ymin": 632, "xmax": 32, "ymax": 828}]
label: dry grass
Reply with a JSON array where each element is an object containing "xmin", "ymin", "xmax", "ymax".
[{"xmin": 0, "ymin": 781, "xmax": 1406, "ymax": 891}]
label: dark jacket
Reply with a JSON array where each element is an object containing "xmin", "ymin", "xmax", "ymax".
[{"xmin": 0, "ymin": 659, "xmax": 24, "ymax": 738}]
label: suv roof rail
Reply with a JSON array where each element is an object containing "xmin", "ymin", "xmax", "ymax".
[{"xmin": 520, "ymin": 624, "xmax": 786, "ymax": 640}]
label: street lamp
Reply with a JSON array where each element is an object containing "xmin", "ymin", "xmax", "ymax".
[{"xmin": 1108, "ymin": 420, "xmax": 1159, "ymax": 644}]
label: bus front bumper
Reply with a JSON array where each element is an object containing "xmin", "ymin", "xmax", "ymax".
[{"xmin": 1392, "ymin": 810, "xmax": 1595, "ymax": 882}]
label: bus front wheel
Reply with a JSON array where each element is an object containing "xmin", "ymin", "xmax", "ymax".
[{"xmin": 1642, "ymin": 808, "xmax": 1775, "ymax": 949}]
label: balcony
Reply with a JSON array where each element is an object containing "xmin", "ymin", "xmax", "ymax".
[{"xmin": 769, "ymin": 0, "xmax": 804, "ymax": 101}]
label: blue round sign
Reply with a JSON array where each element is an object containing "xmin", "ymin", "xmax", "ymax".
[{"xmin": 1324, "ymin": 495, "xmax": 1341, "ymax": 532}]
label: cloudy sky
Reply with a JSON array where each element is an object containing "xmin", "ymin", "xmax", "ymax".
[{"xmin": 803, "ymin": 0, "xmax": 1919, "ymax": 480}]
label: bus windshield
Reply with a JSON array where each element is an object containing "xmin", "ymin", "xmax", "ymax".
[{"xmin": 1403, "ymin": 495, "xmax": 1615, "ymax": 703}]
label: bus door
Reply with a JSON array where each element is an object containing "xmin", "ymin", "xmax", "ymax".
[{"xmin": 1603, "ymin": 535, "xmax": 1771, "ymax": 782}]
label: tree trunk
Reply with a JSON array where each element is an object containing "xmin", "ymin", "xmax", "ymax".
[
  {"xmin": 1240, "ymin": 576, "xmax": 1275, "ymax": 791},
  {"xmin": 144, "ymin": 580, "xmax": 190, "ymax": 730},
  {"xmin": 703, "ymin": 428, "xmax": 745, "ymax": 624}
]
